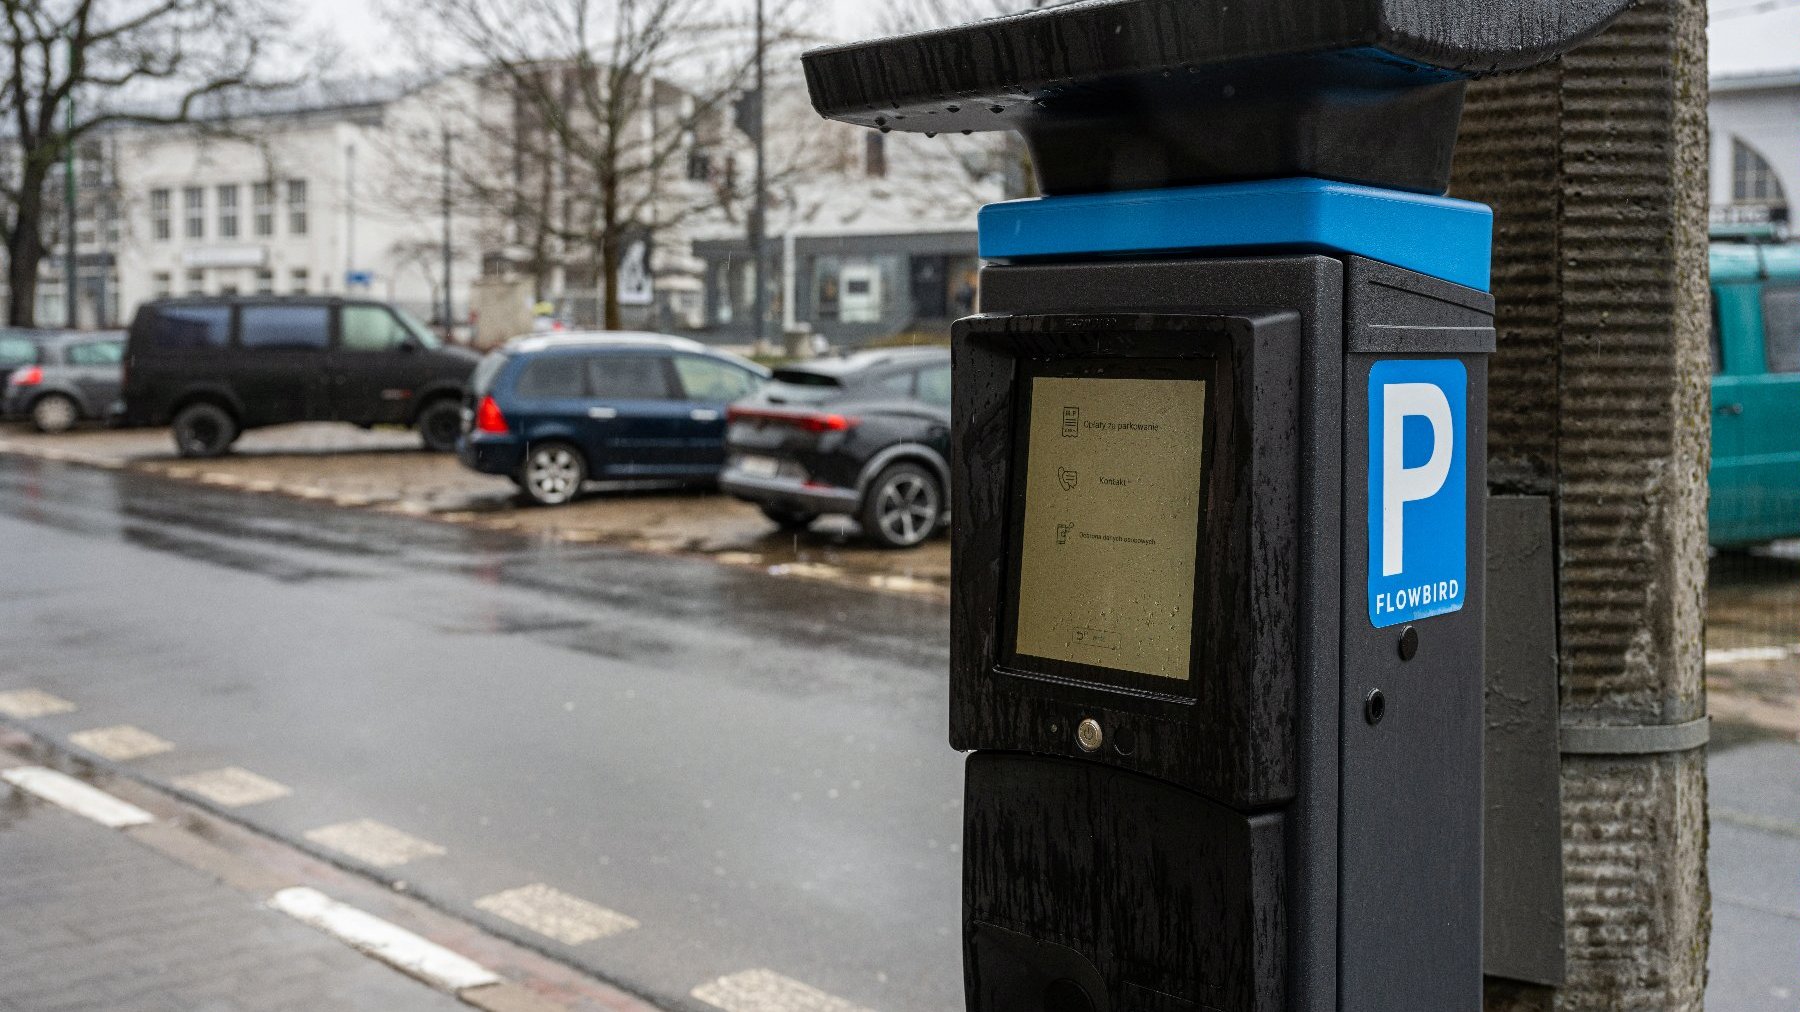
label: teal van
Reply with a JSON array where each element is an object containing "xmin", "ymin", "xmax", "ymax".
[{"xmin": 1711, "ymin": 237, "xmax": 1800, "ymax": 547}]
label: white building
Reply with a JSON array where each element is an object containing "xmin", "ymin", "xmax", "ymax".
[
  {"xmin": 56, "ymin": 79, "xmax": 481, "ymax": 331},
  {"xmin": 1709, "ymin": 70, "xmax": 1797, "ymax": 228}
]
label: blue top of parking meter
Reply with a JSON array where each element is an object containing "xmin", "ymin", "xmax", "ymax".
[{"xmin": 978, "ymin": 177, "xmax": 1494, "ymax": 292}]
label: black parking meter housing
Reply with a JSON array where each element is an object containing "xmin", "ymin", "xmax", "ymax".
[{"xmin": 804, "ymin": 3, "xmax": 1629, "ymax": 1009}]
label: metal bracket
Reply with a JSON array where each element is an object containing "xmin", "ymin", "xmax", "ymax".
[{"xmin": 1559, "ymin": 716, "xmax": 1711, "ymax": 755}]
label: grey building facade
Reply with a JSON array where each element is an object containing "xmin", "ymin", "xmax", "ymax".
[{"xmin": 691, "ymin": 230, "xmax": 979, "ymax": 348}]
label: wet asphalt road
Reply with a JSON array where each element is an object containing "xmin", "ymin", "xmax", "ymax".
[{"xmin": 0, "ymin": 455, "xmax": 961, "ymax": 1010}]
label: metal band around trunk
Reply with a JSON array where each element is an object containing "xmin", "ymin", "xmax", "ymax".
[{"xmin": 1559, "ymin": 716, "xmax": 1711, "ymax": 755}]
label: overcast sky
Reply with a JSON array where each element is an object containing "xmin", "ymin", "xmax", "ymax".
[{"xmin": 302, "ymin": 0, "xmax": 1798, "ymax": 78}]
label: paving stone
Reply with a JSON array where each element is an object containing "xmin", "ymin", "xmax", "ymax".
[{"xmin": 0, "ymin": 802, "xmax": 461, "ymax": 1011}]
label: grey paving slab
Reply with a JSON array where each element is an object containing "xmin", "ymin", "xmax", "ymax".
[
  {"xmin": 0, "ymin": 798, "xmax": 463, "ymax": 1012},
  {"xmin": 1709, "ymin": 737, "xmax": 1800, "ymax": 1012}
]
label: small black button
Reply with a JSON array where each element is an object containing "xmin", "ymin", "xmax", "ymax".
[{"xmin": 1398, "ymin": 625, "xmax": 1420, "ymax": 661}]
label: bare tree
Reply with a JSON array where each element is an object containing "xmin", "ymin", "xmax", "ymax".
[
  {"xmin": 0, "ymin": 0, "xmax": 300, "ymax": 325},
  {"xmin": 392, "ymin": 0, "xmax": 796, "ymax": 330}
]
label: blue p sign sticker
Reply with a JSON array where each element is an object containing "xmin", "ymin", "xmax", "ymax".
[{"xmin": 1368, "ymin": 360, "xmax": 1467, "ymax": 628}]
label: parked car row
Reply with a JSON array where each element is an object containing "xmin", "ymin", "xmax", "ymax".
[
  {"xmin": 457, "ymin": 333, "xmax": 953, "ymax": 548},
  {"xmin": 8, "ymin": 236, "xmax": 1799, "ymax": 552},
  {"xmin": 2, "ymin": 295, "xmax": 957, "ymax": 548}
]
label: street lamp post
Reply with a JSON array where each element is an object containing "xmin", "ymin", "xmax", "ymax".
[
  {"xmin": 63, "ymin": 36, "xmax": 77, "ymax": 329},
  {"xmin": 442, "ymin": 126, "xmax": 454, "ymax": 336},
  {"xmin": 750, "ymin": 0, "xmax": 768, "ymax": 352}
]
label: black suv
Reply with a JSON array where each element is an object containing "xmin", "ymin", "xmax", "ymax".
[
  {"xmin": 122, "ymin": 297, "xmax": 478, "ymax": 457},
  {"xmin": 720, "ymin": 347, "xmax": 951, "ymax": 548}
]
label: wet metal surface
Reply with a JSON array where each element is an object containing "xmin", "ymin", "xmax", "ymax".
[{"xmin": 0, "ymin": 455, "xmax": 959, "ymax": 1011}]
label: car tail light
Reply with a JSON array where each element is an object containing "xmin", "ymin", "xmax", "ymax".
[
  {"xmin": 475, "ymin": 395, "xmax": 509, "ymax": 434},
  {"xmin": 727, "ymin": 406, "xmax": 859, "ymax": 433},
  {"xmin": 9, "ymin": 366, "xmax": 41, "ymax": 387}
]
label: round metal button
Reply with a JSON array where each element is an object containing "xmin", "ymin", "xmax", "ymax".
[{"xmin": 1076, "ymin": 718, "xmax": 1104, "ymax": 753}]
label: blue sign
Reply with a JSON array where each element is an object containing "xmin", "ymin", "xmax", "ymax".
[
  {"xmin": 345, "ymin": 270, "xmax": 374, "ymax": 288},
  {"xmin": 1368, "ymin": 359, "xmax": 1467, "ymax": 628}
]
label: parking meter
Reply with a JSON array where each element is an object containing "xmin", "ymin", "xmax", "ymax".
[{"xmin": 805, "ymin": 3, "xmax": 1629, "ymax": 1009}]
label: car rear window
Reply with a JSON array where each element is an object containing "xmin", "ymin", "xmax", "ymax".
[
  {"xmin": 587, "ymin": 355, "xmax": 674, "ymax": 399},
  {"xmin": 241, "ymin": 306, "xmax": 330, "ymax": 351},
  {"xmin": 515, "ymin": 357, "xmax": 586, "ymax": 399},
  {"xmin": 143, "ymin": 305, "xmax": 230, "ymax": 350},
  {"xmin": 0, "ymin": 336, "xmax": 37, "ymax": 366},
  {"xmin": 918, "ymin": 364, "xmax": 951, "ymax": 407},
  {"xmin": 763, "ymin": 369, "xmax": 844, "ymax": 405},
  {"xmin": 67, "ymin": 340, "xmax": 124, "ymax": 366},
  {"xmin": 471, "ymin": 352, "xmax": 509, "ymax": 397}
]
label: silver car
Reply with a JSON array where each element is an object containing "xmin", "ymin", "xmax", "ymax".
[{"xmin": 2, "ymin": 330, "xmax": 126, "ymax": 433}]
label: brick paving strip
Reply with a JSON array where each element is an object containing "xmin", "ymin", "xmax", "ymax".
[{"xmin": 0, "ymin": 725, "xmax": 664, "ymax": 1012}]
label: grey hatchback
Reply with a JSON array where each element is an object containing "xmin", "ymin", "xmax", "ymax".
[{"xmin": 2, "ymin": 331, "xmax": 126, "ymax": 432}]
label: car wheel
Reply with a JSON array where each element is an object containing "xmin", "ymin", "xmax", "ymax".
[
  {"xmin": 416, "ymin": 399, "xmax": 462, "ymax": 453},
  {"xmin": 29, "ymin": 393, "xmax": 79, "ymax": 434},
  {"xmin": 171, "ymin": 403, "xmax": 238, "ymax": 458},
  {"xmin": 519, "ymin": 442, "xmax": 586, "ymax": 506},
  {"xmin": 860, "ymin": 462, "xmax": 943, "ymax": 549},
  {"xmin": 760, "ymin": 505, "xmax": 819, "ymax": 531}
]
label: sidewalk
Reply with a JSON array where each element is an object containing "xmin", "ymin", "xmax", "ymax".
[
  {"xmin": 0, "ymin": 799, "xmax": 466, "ymax": 1012},
  {"xmin": 0, "ymin": 728, "xmax": 660, "ymax": 1012},
  {"xmin": 1708, "ymin": 733, "xmax": 1800, "ymax": 1012}
]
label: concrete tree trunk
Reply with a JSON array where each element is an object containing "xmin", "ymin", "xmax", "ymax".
[{"xmin": 1451, "ymin": 0, "xmax": 1713, "ymax": 1008}]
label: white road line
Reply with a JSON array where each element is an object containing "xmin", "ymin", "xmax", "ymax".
[
  {"xmin": 1, "ymin": 766, "xmax": 154, "ymax": 828},
  {"xmin": 173, "ymin": 766, "xmax": 293, "ymax": 808},
  {"xmin": 474, "ymin": 883, "xmax": 639, "ymax": 945},
  {"xmin": 305, "ymin": 819, "xmax": 447, "ymax": 868},
  {"xmin": 692, "ymin": 969, "xmax": 876, "ymax": 1012},
  {"xmin": 1706, "ymin": 644, "xmax": 1800, "ymax": 666},
  {"xmin": 269, "ymin": 887, "xmax": 501, "ymax": 993},
  {"xmin": 68, "ymin": 725, "xmax": 175, "ymax": 761},
  {"xmin": 0, "ymin": 688, "xmax": 77, "ymax": 719}
]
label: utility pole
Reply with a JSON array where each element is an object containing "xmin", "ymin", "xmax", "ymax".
[
  {"xmin": 441, "ymin": 126, "xmax": 454, "ymax": 336},
  {"xmin": 63, "ymin": 35, "xmax": 77, "ymax": 329},
  {"xmin": 750, "ymin": 0, "xmax": 768, "ymax": 352},
  {"xmin": 345, "ymin": 143, "xmax": 358, "ymax": 290}
]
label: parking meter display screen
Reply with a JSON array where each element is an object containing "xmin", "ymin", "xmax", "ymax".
[{"xmin": 1008, "ymin": 363, "xmax": 1210, "ymax": 687}]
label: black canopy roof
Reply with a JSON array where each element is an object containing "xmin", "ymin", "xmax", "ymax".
[{"xmin": 803, "ymin": 0, "xmax": 1632, "ymax": 195}]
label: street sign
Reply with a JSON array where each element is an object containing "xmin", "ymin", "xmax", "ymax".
[
  {"xmin": 617, "ymin": 240, "xmax": 652, "ymax": 307},
  {"xmin": 1368, "ymin": 359, "xmax": 1468, "ymax": 628},
  {"xmin": 345, "ymin": 270, "xmax": 373, "ymax": 289}
]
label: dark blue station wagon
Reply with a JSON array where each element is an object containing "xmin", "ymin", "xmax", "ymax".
[{"xmin": 458, "ymin": 333, "xmax": 768, "ymax": 505}]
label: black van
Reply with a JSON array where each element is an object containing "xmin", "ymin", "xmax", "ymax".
[{"xmin": 121, "ymin": 297, "xmax": 478, "ymax": 457}]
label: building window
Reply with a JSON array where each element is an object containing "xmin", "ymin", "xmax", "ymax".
[
  {"xmin": 686, "ymin": 147, "xmax": 711, "ymax": 182},
  {"xmin": 255, "ymin": 269, "xmax": 274, "ymax": 294},
  {"xmin": 103, "ymin": 201, "xmax": 120, "ymax": 246},
  {"xmin": 217, "ymin": 185, "xmax": 239, "ymax": 239},
  {"xmin": 185, "ymin": 268, "xmax": 204, "ymax": 295},
  {"xmin": 183, "ymin": 186, "xmax": 204, "ymax": 239},
  {"xmin": 153, "ymin": 272, "xmax": 172, "ymax": 298},
  {"xmin": 286, "ymin": 180, "xmax": 308, "ymax": 235},
  {"xmin": 252, "ymin": 182, "xmax": 274, "ymax": 236},
  {"xmin": 150, "ymin": 189, "xmax": 171, "ymax": 241},
  {"xmin": 290, "ymin": 267, "xmax": 309, "ymax": 294},
  {"xmin": 1733, "ymin": 138, "xmax": 1787, "ymax": 206},
  {"xmin": 865, "ymin": 133, "xmax": 887, "ymax": 179}
]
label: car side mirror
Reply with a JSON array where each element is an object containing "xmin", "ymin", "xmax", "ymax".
[{"xmin": 399, "ymin": 336, "xmax": 422, "ymax": 353}]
